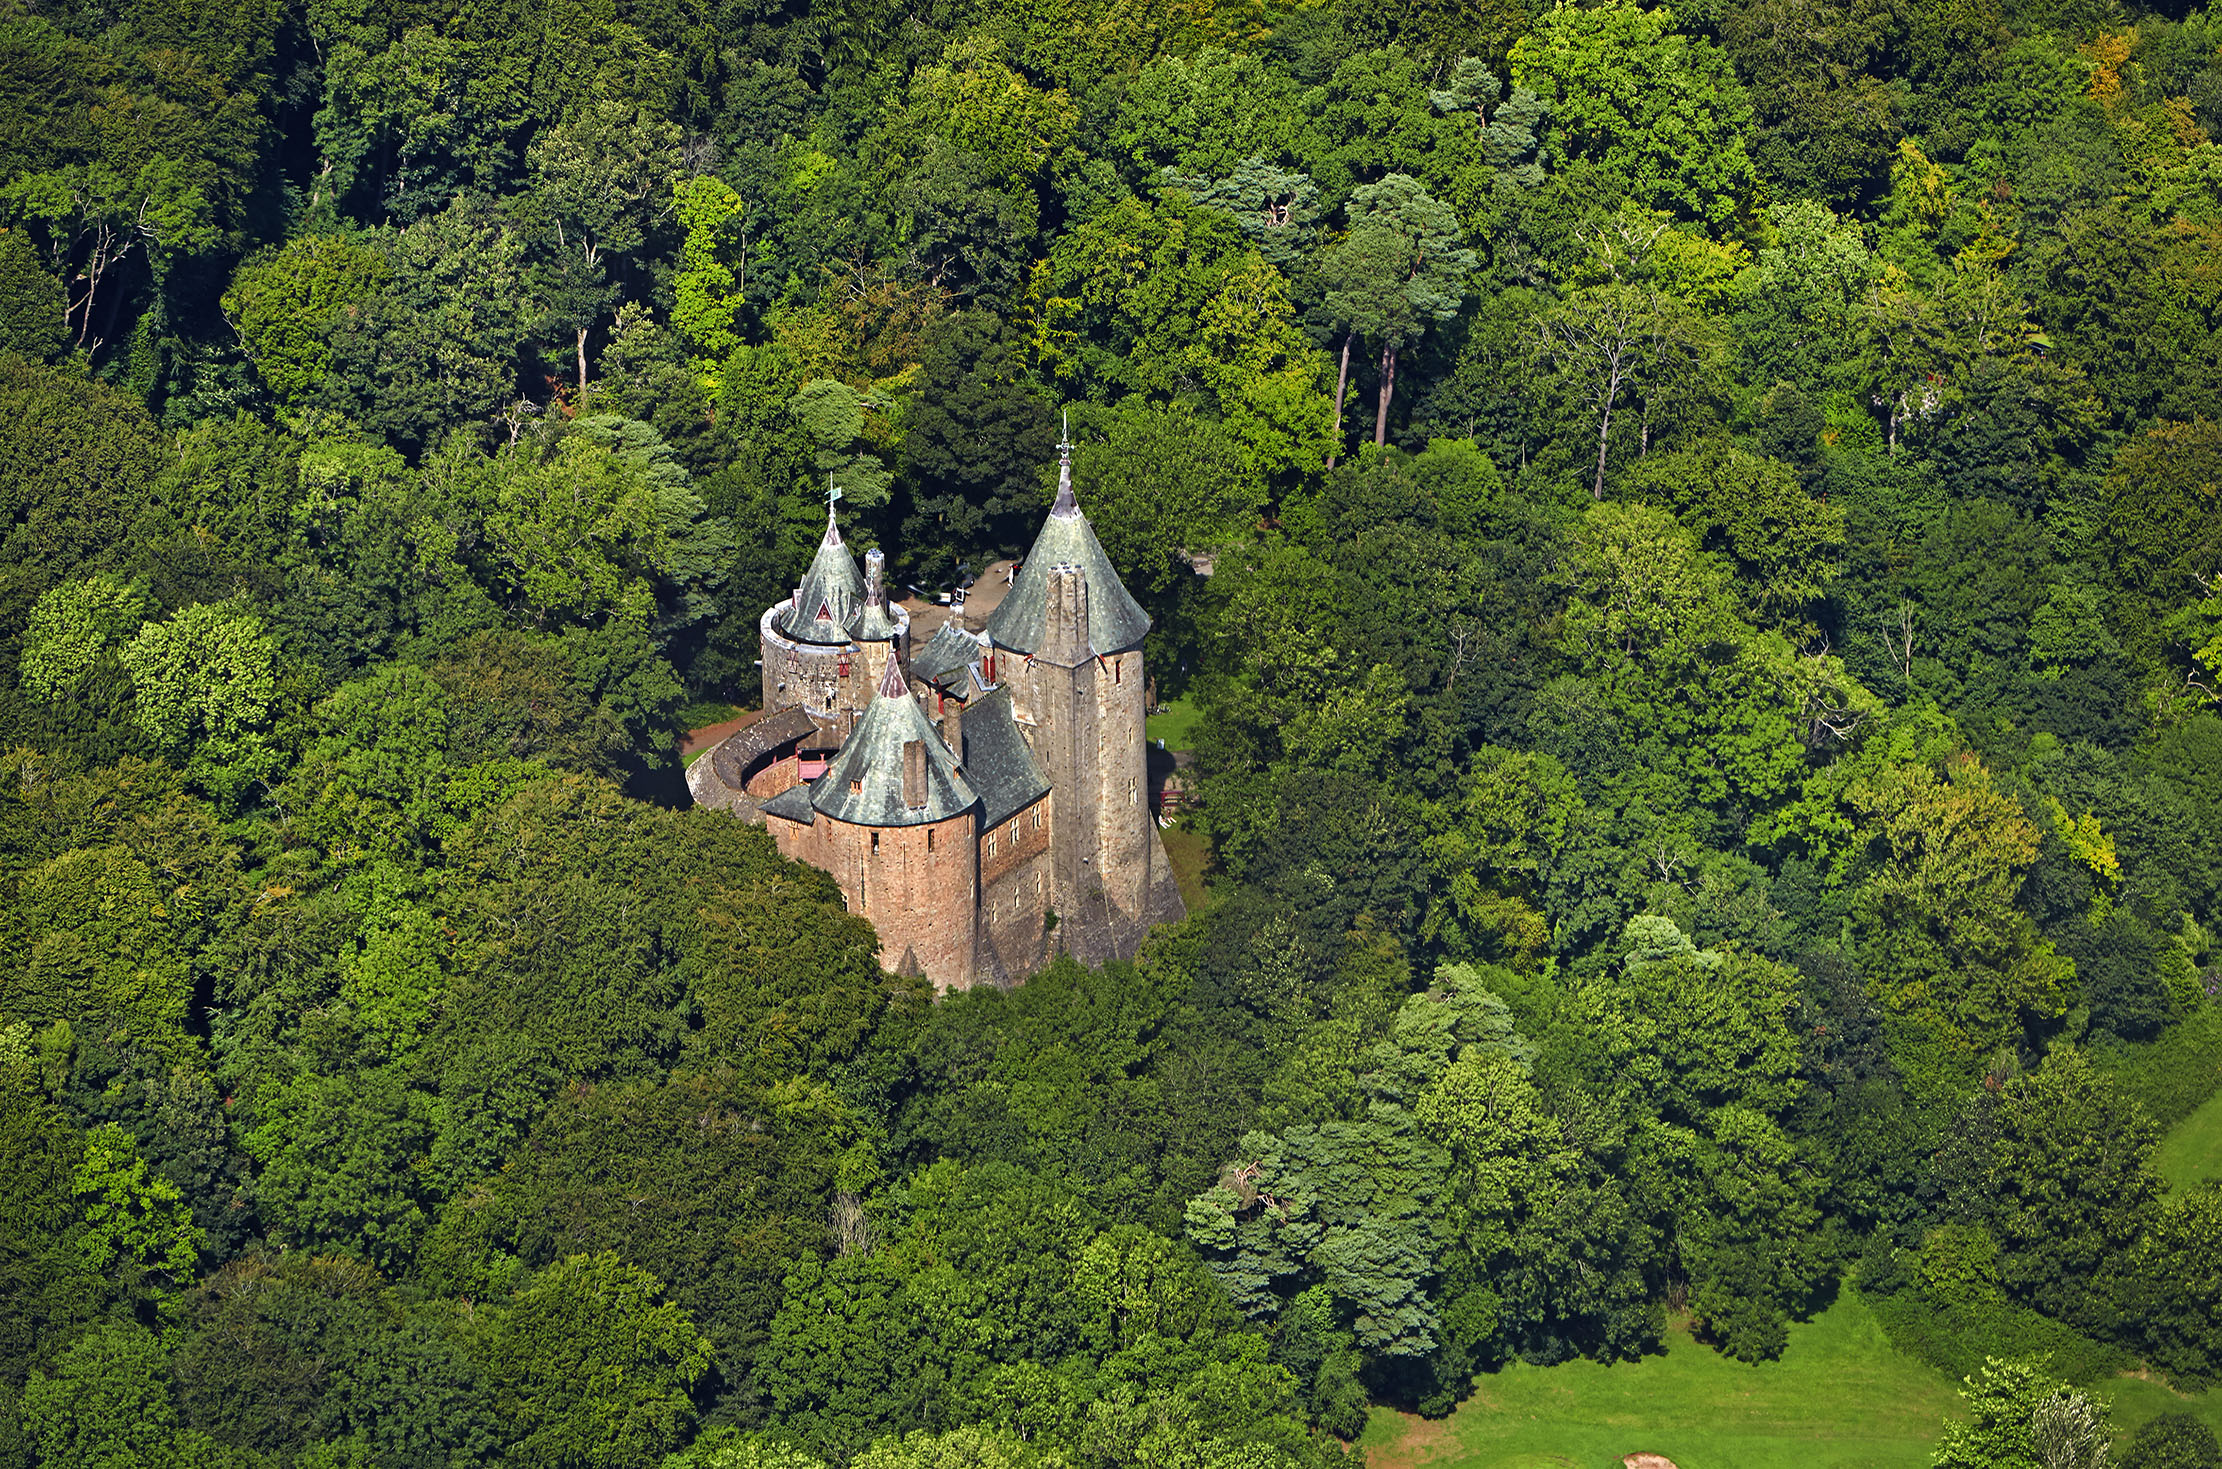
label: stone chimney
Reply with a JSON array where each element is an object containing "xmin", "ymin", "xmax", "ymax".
[
  {"xmin": 1041, "ymin": 565, "xmax": 1090, "ymax": 666},
  {"xmin": 941, "ymin": 696, "xmax": 964, "ymax": 766},
  {"xmin": 902, "ymin": 739, "xmax": 927, "ymax": 809},
  {"xmin": 863, "ymin": 547, "xmax": 886, "ymax": 607}
]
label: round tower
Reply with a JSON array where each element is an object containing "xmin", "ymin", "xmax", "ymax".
[
  {"xmin": 759, "ymin": 493, "xmax": 908, "ymax": 742},
  {"xmin": 760, "ymin": 655, "xmax": 980, "ymax": 989}
]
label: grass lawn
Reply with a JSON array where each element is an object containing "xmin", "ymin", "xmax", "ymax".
[
  {"xmin": 2157, "ymin": 1084, "xmax": 2222, "ymax": 1192},
  {"xmin": 1146, "ymin": 695, "xmax": 1203, "ymax": 751},
  {"xmin": 1356, "ymin": 1291, "xmax": 2222, "ymax": 1469},
  {"xmin": 1159, "ymin": 821, "xmax": 1215, "ymax": 912},
  {"xmin": 679, "ymin": 698, "xmax": 746, "ymax": 730},
  {"xmin": 1359, "ymin": 1293, "xmax": 1960, "ymax": 1469}
]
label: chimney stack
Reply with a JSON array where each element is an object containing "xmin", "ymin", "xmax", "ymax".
[
  {"xmin": 1041, "ymin": 565, "xmax": 1090, "ymax": 665},
  {"xmin": 941, "ymin": 697, "xmax": 964, "ymax": 766},
  {"xmin": 902, "ymin": 739, "xmax": 927, "ymax": 809}
]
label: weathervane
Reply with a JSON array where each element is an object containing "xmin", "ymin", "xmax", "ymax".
[{"xmin": 1057, "ymin": 409, "xmax": 1073, "ymax": 467}]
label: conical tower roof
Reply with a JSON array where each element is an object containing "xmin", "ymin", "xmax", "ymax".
[
  {"xmin": 778, "ymin": 497, "xmax": 866, "ymax": 645},
  {"xmin": 811, "ymin": 655, "xmax": 977, "ymax": 826},
  {"xmin": 982, "ymin": 429, "xmax": 1151, "ymax": 657}
]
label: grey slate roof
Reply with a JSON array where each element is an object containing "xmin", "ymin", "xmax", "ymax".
[
  {"xmin": 960, "ymin": 686, "xmax": 1050, "ymax": 828},
  {"xmin": 981, "ymin": 453, "xmax": 1151, "ymax": 657},
  {"xmin": 911, "ymin": 618, "xmax": 986, "ymax": 684},
  {"xmin": 848, "ymin": 599, "xmax": 901, "ymax": 643},
  {"xmin": 848, "ymin": 548, "xmax": 903, "ymax": 642},
  {"xmin": 811, "ymin": 658, "xmax": 978, "ymax": 827},
  {"xmin": 777, "ymin": 504, "xmax": 865, "ymax": 645},
  {"xmin": 760, "ymin": 781, "xmax": 816, "ymax": 824}
]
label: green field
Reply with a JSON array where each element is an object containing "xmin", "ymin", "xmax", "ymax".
[
  {"xmin": 679, "ymin": 698, "xmax": 747, "ymax": 730},
  {"xmin": 2158, "ymin": 1084, "xmax": 2222, "ymax": 1192},
  {"xmin": 1146, "ymin": 695, "xmax": 1203, "ymax": 751},
  {"xmin": 1359, "ymin": 1294, "xmax": 1959, "ymax": 1469},
  {"xmin": 1358, "ymin": 1292, "xmax": 2222, "ymax": 1469}
]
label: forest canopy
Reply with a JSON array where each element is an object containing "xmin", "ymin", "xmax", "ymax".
[{"xmin": 5, "ymin": 0, "xmax": 2222, "ymax": 1465}]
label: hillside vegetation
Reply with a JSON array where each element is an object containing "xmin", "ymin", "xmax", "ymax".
[{"xmin": 4, "ymin": 0, "xmax": 2222, "ymax": 1467}]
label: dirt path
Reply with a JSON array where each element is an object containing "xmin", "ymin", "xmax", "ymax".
[{"xmin": 681, "ymin": 707, "xmax": 763, "ymax": 760}]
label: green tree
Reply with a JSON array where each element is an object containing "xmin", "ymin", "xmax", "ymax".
[
  {"xmin": 1421, "ymin": 747, "xmax": 1582, "ymax": 967},
  {"xmin": 852, "ymin": 1427, "xmax": 1041, "ymax": 1469},
  {"xmin": 0, "ymin": 1026, "xmax": 101, "ymax": 1383},
  {"xmin": 2122, "ymin": 1412, "xmax": 2222, "ymax": 1469},
  {"xmin": 22, "ymin": 1321, "xmax": 185, "ymax": 1469},
  {"xmin": 477, "ymin": 1253, "xmax": 711, "ymax": 1469},
  {"xmin": 1848, "ymin": 755, "xmax": 2074, "ymax": 1061},
  {"xmin": 2101, "ymin": 418, "xmax": 2222, "ymax": 662},
  {"xmin": 1932, "ymin": 1357, "xmax": 2109, "ymax": 1469},
  {"xmin": 19, "ymin": 575, "xmax": 151, "ymax": 699},
  {"xmin": 1319, "ymin": 173, "xmax": 1474, "ymax": 458},
  {"xmin": 1576, "ymin": 917, "xmax": 1823, "ymax": 1360},
  {"xmin": 1031, "ymin": 193, "xmax": 1331, "ymax": 483},
  {"xmin": 220, "ymin": 233, "xmax": 390, "ymax": 407},
  {"xmin": 898, "ymin": 310, "xmax": 1055, "ymax": 565},
  {"xmin": 521, "ymin": 101, "xmax": 682, "ymax": 396},
  {"xmin": 1991, "ymin": 1051, "xmax": 2161, "ymax": 1334},
  {"xmin": 0, "ymin": 224, "xmax": 67, "ymax": 360},
  {"xmin": 2130, "ymin": 1188, "xmax": 2222, "ymax": 1387},
  {"xmin": 73, "ymin": 1122, "xmax": 202, "ymax": 1299},
  {"xmin": 243, "ymin": 1064, "xmax": 437, "ymax": 1271},
  {"xmin": 1508, "ymin": 0, "xmax": 1759, "ymax": 227},
  {"xmin": 671, "ymin": 176, "xmax": 750, "ymax": 378},
  {"xmin": 0, "ymin": 356, "xmax": 161, "ymax": 631},
  {"xmin": 2, "ymin": 847, "xmax": 194, "ymax": 1057},
  {"xmin": 1619, "ymin": 442, "xmax": 1843, "ymax": 625},
  {"xmin": 117, "ymin": 602, "xmax": 281, "ymax": 805},
  {"xmin": 3, "ymin": 152, "xmax": 215, "ymax": 356},
  {"xmin": 320, "ymin": 195, "xmax": 526, "ymax": 455},
  {"xmin": 1068, "ymin": 404, "xmax": 1265, "ymax": 607}
]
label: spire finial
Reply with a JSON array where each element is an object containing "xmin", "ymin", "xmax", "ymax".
[
  {"xmin": 825, "ymin": 477, "xmax": 845, "ymax": 544},
  {"xmin": 1052, "ymin": 410, "xmax": 1078, "ymax": 517}
]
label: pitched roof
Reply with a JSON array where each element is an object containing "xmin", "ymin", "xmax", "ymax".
[
  {"xmin": 911, "ymin": 617, "xmax": 986, "ymax": 684},
  {"xmin": 777, "ymin": 502, "xmax": 865, "ymax": 645},
  {"xmin": 760, "ymin": 781, "xmax": 816, "ymax": 825},
  {"xmin": 960, "ymin": 686, "xmax": 1050, "ymax": 828},
  {"xmin": 810, "ymin": 657, "xmax": 978, "ymax": 827},
  {"xmin": 981, "ymin": 447, "xmax": 1151, "ymax": 657},
  {"xmin": 849, "ymin": 599, "xmax": 902, "ymax": 643}
]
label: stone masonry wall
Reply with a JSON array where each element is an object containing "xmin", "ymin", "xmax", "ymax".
[
  {"xmin": 758, "ymin": 605, "xmax": 909, "ymax": 733},
  {"xmin": 743, "ymin": 751, "xmax": 799, "ymax": 797},
  {"xmin": 766, "ymin": 807, "xmax": 979, "ymax": 990},
  {"xmin": 1089, "ymin": 648, "xmax": 1160, "ymax": 929},
  {"xmin": 978, "ymin": 793, "xmax": 1052, "ymax": 983}
]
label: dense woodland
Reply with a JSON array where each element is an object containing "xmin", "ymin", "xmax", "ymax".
[{"xmin": 4, "ymin": 0, "xmax": 2222, "ymax": 1463}]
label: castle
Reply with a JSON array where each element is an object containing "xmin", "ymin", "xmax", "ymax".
[{"xmin": 687, "ymin": 443, "xmax": 1186, "ymax": 989}]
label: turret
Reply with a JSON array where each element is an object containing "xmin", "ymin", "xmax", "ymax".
[
  {"xmin": 779, "ymin": 492, "xmax": 865, "ymax": 645},
  {"xmin": 981, "ymin": 427, "xmax": 1150, "ymax": 664},
  {"xmin": 981, "ymin": 421, "xmax": 1181, "ymax": 963}
]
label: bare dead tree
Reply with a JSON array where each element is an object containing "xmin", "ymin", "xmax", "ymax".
[
  {"xmin": 1531, "ymin": 284, "xmax": 1652, "ymax": 501},
  {"xmin": 1883, "ymin": 602, "xmax": 1916, "ymax": 686}
]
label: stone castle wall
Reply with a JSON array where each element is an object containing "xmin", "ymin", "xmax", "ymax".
[
  {"xmin": 977, "ymin": 793, "xmax": 1053, "ymax": 983},
  {"xmin": 758, "ymin": 604, "xmax": 909, "ymax": 734},
  {"xmin": 767, "ymin": 806, "xmax": 977, "ymax": 988}
]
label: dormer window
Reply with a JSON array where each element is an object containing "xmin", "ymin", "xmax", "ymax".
[{"xmin": 849, "ymin": 779, "xmax": 863, "ymax": 795}]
